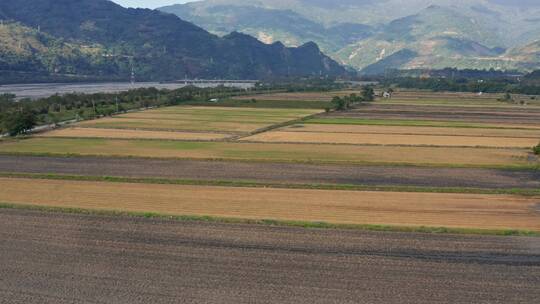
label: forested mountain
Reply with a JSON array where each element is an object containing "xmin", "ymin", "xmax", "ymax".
[
  {"xmin": 0, "ymin": 0, "xmax": 346, "ymax": 84},
  {"xmin": 159, "ymin": 0, "xmax": 540, "ymax": 73}
]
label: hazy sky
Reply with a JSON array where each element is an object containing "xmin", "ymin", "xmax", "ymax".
[{"xmin": 112, "ymin": 1, "xmax": 196, "ymax": 9}]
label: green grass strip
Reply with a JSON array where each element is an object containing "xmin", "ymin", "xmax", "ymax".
[
  {"xmin": 1, "ymin": 172, "xmax": 540, "ymax": 197},
  {"xmin": 0, "ymin": 202, "xmax": 537, "ymax": 237}
]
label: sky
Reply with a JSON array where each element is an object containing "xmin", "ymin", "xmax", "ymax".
[{"xmin": 112, "ymin": 1, "xmax": 196, "ymax": 9}]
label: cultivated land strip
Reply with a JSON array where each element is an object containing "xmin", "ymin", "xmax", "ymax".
[
  {"xmin": 0, "ymin": 138, "xmax": 535, "ymax": 169},
  {"xmin": 241, "ymin": 131, "xmax": 539, "ymax": 148},
  {"xmin": 1, "ymin": 155, "xmax": 538, "ymax": 189},
  {"xmin": 39, "ymin": 127, "xmax": 234, "ymax": 141},
  {"xmin": 0, "ymin": 209, "xmax": 538, "ymax": 304},
  {"xmin": 0, "ymin": 177, "xmax": 538, "ymax": 232}
]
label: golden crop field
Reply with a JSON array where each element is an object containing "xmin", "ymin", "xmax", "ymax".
[
  {"xmin": 77, "ymin": 106, "xmax": 320, "ymax": 134},
  {"xmin": 241, "ymin": 130, "xmax": 539, "ymax": 148},
  {"xmin": 39, "ymin": 127, "xmax": 232, "ymax": 141},
  {"xmin": 1, "ymin": 178, "xmax": 538, "ymax": 231},
  {"xmin": 283, "ymin": 124, "xmax": 540, "ymax": 138},
  {"xmin": 0, "ymin": 138, "xmax": 534, "ymax": 168},
  {"xmin": 77, "ymin": 118, "xmax": 265, "ymax": 133}
]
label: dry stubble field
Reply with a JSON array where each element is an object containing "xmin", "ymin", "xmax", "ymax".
[{"xmin": 1, "ymin": 177, "xmax": 539, "ymax": 231}]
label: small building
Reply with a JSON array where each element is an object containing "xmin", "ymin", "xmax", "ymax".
[
  {"xmin": 382, "ymin": 92, "xmax": 392, "ymax": 98},
  {"xmin": 209, "ymin": 98, "xmax": 219, "ymax": 103}
]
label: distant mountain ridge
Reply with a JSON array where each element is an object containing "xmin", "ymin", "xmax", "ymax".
[
  {"xmin": 159, "ymin": 0, "xmax": 540, "ymax": 73},
  {"xmin": 0, "ymin": 0, "xmax": 346, "ymax": 83}
]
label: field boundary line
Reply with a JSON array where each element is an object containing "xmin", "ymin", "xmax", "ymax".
[
  {"xmin": 1, "ymin": 172, "xmax": 539, "ymax": 197},
  {"xmin": 231, "ymin": 111, "xmax": 324, "ymax": 141},
  {"xmin": 0, "ymin": 202, "xmax": 537, "ymax": 237}
]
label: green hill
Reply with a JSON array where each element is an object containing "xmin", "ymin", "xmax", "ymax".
[
  {"xmin": 160, "ymin": 0, "xmax": 540, "ymax": 73},
  {"xmin": 0, "ymin": 0, "xmax": 346, "ymax": 83}
]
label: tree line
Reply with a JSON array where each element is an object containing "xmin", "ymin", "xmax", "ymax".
[{"xmin": 381, "ymin": 77, "xmax": 540, "ymax": 95}]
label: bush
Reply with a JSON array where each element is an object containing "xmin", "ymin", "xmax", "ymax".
[{"xmin": 534, "ymin": 143, "xmax": 540, "ymax": 155}]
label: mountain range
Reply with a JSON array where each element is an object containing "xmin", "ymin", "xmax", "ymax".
[
  {"xmin": 0, "ymin": 0, "xmax": 346, "ymax": 84},
  {"xmin": 159, "ymin": 0, "xmax": 540, "ymax": 73}
]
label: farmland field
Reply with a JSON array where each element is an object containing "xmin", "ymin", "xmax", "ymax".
[
  {"xmin": 78, "ymin": 106, "xmax": 320, "ymax": 134},
  {"xmin": 242, "ymin": 130, "xmax": 539, "ymax": 148},
  {"xmin": 1, "ymin": 177, "xmax": 539, "ymax": 231},
  {"xmin": 282, "ymin": 124, "xmax": 540, "ymax": 137},
  {"xmin": 0, "ymin": 137, "xmax": 535, "ymax": 168},
  {"xmin": 1, "ymin": 89, "xmax": 540, "ymax": 303},
  {"xmin": 40, "ymin": 127, "xmax": 233, "ymax": 141}
]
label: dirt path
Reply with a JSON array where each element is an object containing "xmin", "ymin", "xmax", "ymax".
[
  {"xmin": 0, "ymin": 209, "xmax": 538, "ymax": 304},
  {"xmin": 1, "ymin": 155, "xmax": 538, "ymax": 189}
]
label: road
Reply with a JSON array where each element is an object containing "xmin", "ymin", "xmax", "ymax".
[
  {"xmin": 0, "ymin": 209, "xmax": 539, "ymax": 304},
  {"xmin": 1, "ymin": 155, "xmax": 539, "ymax": 189}
]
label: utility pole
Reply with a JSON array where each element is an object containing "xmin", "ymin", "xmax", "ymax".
[{"xmin": 115, "ymin": 97, "xmax": 119, "ymax": 113}]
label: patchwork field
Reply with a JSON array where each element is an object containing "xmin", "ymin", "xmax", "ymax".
[
  {"xmin": 241, "ymin": 130, "xmax": 538, "ymax": 148},
  {"xmin": 1, "ymin": 93, "xmax": 539, "ymax": 237},
  {"xmin": 283, "ymin": 124, "xmax": 540, "ymax": 138},
  {"xmin": 233, "ymin": 89, "xmax": 540, "ymax": 107},
  {"xmin": 1, "ymin": 177, "xmax": 539, "ymax": 231},
  {"xmin": 324, "ymin": 104, "xmax": 540, "ymax": 125},
  {"xmin": 243, "ymin": 123, "xmax": 540, "ymax": 148},
  {"xmin": 233, "ymin": 91, "xmax": 358, "ymax": 102},
  {"xmin": 0, "ymin": 138, "xmax": 534, "ymax": 168},
  {"xmin": 40, "ymin": 127, "xmax": 233, "ymax": 141},
  {"xmin": 77, "ymin": 106, "xmax": 320, "ymax": 134}
]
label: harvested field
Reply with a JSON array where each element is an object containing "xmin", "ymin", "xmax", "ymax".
[
  {"xmin": 77, "ymin": 106, "xmax": 319, "ymax": 133},
  {"xmin": 77, "ymin": 117, "xmax": 267, "ymax": 133},
  {"xmin": 242, "ymin": 131, "xmax": 539, "ymax": 148},
  {"xmin": 326, "ymin": 104, "xmax": 540, "ymax": 125},
  {"xmin": 2, "ymin": 155, "xmax": 539, "ymax": 189},
  {"xmin": 233, "ymin": 91, "xmax": 357, "ymax": 102},
  {"xmin": 0, "ymin": 138, "xmax": 536, "ymax": 168},
  {"xmin": 1, "ymin": 177, "xmax": 539, "ymax": 230},
  {"xmin": 2, "ymin": 209, "xmax": 539, "ymax": 304},
  {"xmin": 306, "ymin": 118, "xmax": 540, "ymax": 130},
  {"xmin": 39, "ymin": 127, "xmax": 232, "ymax": 141},
  {"xmin": 285, "ymin": 124, "xmax": 540, "ymax": 138}
]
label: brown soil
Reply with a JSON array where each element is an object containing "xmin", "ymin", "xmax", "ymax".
[{"xmin": 2, "ymin": 209, "xmax": 538, "ymax": 304}]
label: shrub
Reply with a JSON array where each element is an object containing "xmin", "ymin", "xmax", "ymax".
[{"xmin": 534, "ymin": 143, "xmax": 540, "ymax": 155}]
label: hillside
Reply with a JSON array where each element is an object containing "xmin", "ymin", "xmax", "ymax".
[
  {"xmin": 0, "ymin": 0, "xmax": 346, "ymax": 83},
  {"xmin": 160, "ymin": 0, "xmax": 540, "ymax": 73}
]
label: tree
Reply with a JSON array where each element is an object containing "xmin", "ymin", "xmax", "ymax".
[
  {"xmin": 4, "ymin": 109, "xmax": 37, "ymax": 136},
  {"xmin": 331, "ymin": 96, "xmax": 349, "ymax": 111},
  {"xmin": 503, "ymin": 92, "xmax": 513, "ymax": 102},
  {"xmin": 534, "ymin": 143, "xmax": 540, "ymax": 155},
  {"xmin": 361, "ymin": 86, "xmax": 375, "ymax": 102}
]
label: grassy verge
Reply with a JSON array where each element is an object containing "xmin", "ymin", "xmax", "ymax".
[
  {"xmin": 0, "ymin": 202, "xmax": 537, "ymax": 237},
  {"xmin": 1, "ymin": 172, "xmax": 539, "ymax": 197},
  {"xmin": 305, "ymin": 118, "xmax": 540, "ymax": 130}
]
